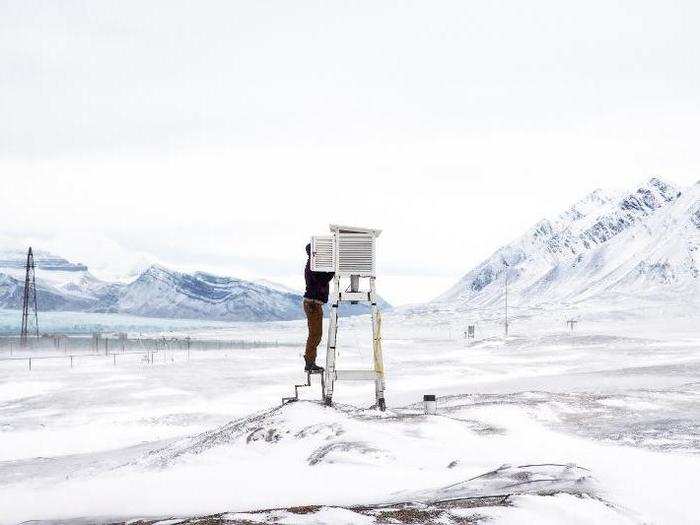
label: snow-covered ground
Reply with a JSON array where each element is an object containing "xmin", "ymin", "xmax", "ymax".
[{"xmin": 0, "ymin": 312, "xmax": 698, "ymax": 524}]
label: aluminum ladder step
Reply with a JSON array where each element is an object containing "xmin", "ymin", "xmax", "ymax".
[
  {"xmin": 338, "ymin": 291, "xmax": 372, "ymax": 302},
  {"xmin": 334, "ymin": 369, "xmax": 380, "ymax": 381}
]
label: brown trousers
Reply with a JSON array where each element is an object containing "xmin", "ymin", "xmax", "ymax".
[{"xmin": 303, "ymin": 299, "xmax": 324, "ymax": 361}]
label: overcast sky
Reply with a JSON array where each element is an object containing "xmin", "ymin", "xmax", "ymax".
[{"xmin": 1, "ymin": 1, "xmax": 699, "ymax": 305}]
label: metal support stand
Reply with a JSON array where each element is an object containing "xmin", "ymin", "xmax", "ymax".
[
  {"xmin": 282, "ymin": 370, "xmax": 325, "ymax": 405},
  {"xmin": 323, "ymin": 274, "xmax": 386, "ymax": 410}
]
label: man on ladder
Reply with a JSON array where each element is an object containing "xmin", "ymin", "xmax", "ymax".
[
  {"xmin": 303, "ymin": 243, "xmax": 334, "ymax": 372},
  {"xmin": 292, "ymin": 225, "xmax": 385, "ymax": 411}
]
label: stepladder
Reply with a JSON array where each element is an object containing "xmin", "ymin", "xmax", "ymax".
[{"xmin": 323, "ymin": 274, "xmax": 386, "ymax": 411}]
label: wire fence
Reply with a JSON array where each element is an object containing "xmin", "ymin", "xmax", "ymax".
[{"xmin": 0, "ymin": 333, "xmax": 298, "ymax": 371}]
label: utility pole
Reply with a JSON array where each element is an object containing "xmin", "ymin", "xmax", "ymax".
[
  {"xmin": 504, "ymin": 267, "xmax": 509, "ymax": 337},
  {"xmin": 20, "ymin": 247, "xmax": 39, "ymax": 346}
]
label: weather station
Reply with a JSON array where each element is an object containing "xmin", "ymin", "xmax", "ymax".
[
  {"xmin": 312, "ymin": 225, "xmax": 386, "ymax": 411},
  {"xmin": 283, "ymin": 225, "xmax": 386, "ymax": 411}
]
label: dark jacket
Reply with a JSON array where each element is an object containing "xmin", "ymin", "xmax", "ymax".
[{"xmin": 304, "ymin": 243, "xmax": 335, "ymax": 303}]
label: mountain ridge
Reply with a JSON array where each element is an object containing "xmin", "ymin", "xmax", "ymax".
[
  {"xmin": 434, "ymin": 177, "xmax": 698, "ymax": 313},
  {"xmin": 0, "ymin": 255, "xmax": 392, "ymax": 323}
]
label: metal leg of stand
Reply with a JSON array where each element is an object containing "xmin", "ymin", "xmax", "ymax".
[
  {"xmin": 370, "ymin": 277, "xmax": 386, "ymax": 411},
  {"xmin": 323, "ymin": 276, "xmax": 340, "ymax": 406}
]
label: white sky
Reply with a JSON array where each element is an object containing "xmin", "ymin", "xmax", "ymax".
[{"xmin": 1, "ymin": 1, "xmax": 699, "ymax": 305}]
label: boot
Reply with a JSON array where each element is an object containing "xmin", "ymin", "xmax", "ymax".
[{"xmin": 304, "ymin": 356, "xmax": 324, "ymax": 373}]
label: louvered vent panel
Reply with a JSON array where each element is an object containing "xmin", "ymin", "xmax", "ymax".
[
  {"xmin": 311, "ymin": 236, "xmax": 335, "ymax": 272},
  {"xmin": 337, "ymin": 233, "xmax": 375, "ymax": 276}
]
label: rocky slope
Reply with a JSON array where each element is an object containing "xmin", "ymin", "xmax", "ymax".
[
  {"xmin": 110, "ymin": 264, "xmax": 303, "ymax": 322},
  {"xmin": 435, "ymin": 177, "xmax": 699, "ymax": 313}
]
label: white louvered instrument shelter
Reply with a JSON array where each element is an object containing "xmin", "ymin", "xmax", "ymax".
[
  {"xmin": 310, "ymin": 235, "xmax": 335, "ymax": 272},
  {"xmin": 311, "ymin": 225, "xmax": 381, "ymax": 277},
  {"xmin": 336, "ymin": 232, "xmax": 375, "ymax": 276}
]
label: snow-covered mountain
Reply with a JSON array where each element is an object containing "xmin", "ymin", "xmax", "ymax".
[
  {"xmin": 110, "ymin": 265, "xmax": 303, "ymax": 322},
  {"xmin": 0, "ymin": 249, "xmax": 117, "ymax": 311},
  {"xmin": 435, "ymin": 177, "xmax": 699, "ymax": 313},
  {"xmin": 0, "ymin": 249, "xmax": 87, "ymax": 272},
  {"xmin": 0, "ymin": 253, "xmax": 303, "ymax": 322},
  {"xmin": 0, "ymin": 251, "xmax": 392, "ymax": 322}
]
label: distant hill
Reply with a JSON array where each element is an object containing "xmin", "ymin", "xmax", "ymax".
[{"xmin": 0, "ymin": 252, "xmax": 391, "ymax": 322}]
